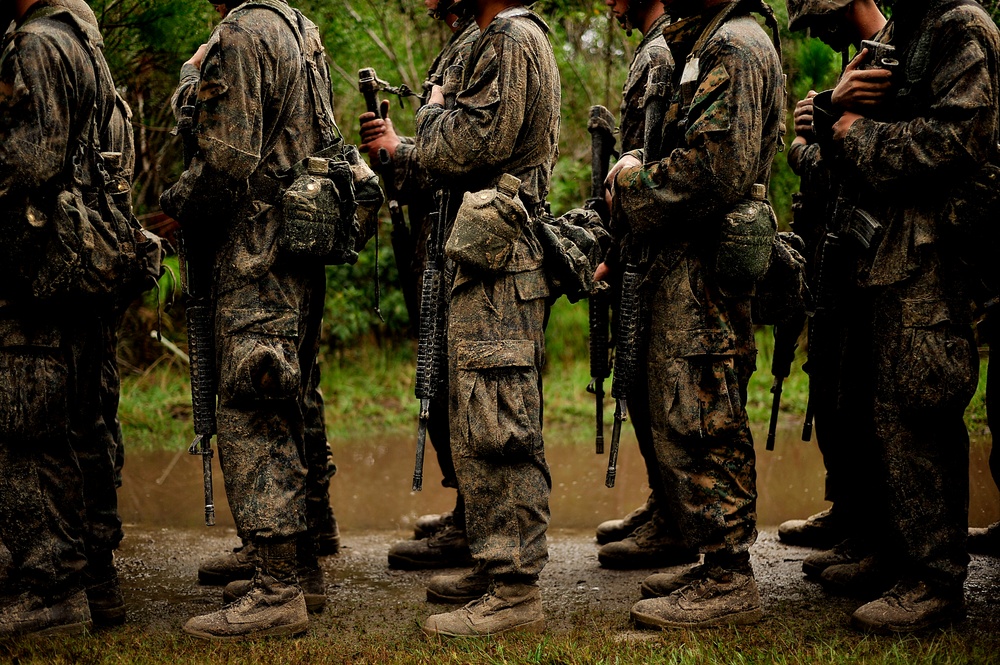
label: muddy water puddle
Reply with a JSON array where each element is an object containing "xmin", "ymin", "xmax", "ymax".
[{"xmin": 120, "ymin": 424, "xmax": 998, "ymax": 531}]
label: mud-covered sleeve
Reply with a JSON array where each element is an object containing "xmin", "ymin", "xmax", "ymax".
[
  {"xmin": 160, "ymin": 23, "xmax": 265, "ymax": 222},
  {"xmin": 0, "ymin": 33, "xmax": 75, "ymax": 199},
  {"xmin": 616, "ymin": 37, "xmax": 773, "ymax": 236},
  {"xmin": 413, "ymin": 31, "xmax": 530, "ymax": 178},
  {"xmin": 170, "ymin": 63, "xmax": 202, "ymax": 121},
  {"xmin": 390, "ymin": 139, "xmax": 436, "ymax": 200},
  {"xmin": 842, "ymin": 13, "xmax": 999, "ymax": 191},
  {"xmin": 787, "ymin": 141, "xmax": 823, "ymax": 177}
]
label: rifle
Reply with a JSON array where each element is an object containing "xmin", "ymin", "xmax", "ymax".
[
  {"xmin": 585, "ymin": 105, "xmax": 617, "ymax": 456},
  {"xmin": 177, "ymin": 104, "xmax": 216, "ymax": 527},
  {"xmin": 766, "ymin": 315, "xmax": 804, "ymax": 450},
  {"xmin": 607, "ymin": 54, "xmax": 672, "ymax": 488}
]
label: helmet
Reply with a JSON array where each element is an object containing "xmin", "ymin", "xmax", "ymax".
[{"xmin": 786, "ymin": 0, "xmax": 852, "ymax": 32}]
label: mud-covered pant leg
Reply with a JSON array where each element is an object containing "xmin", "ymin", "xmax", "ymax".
[
  {"xmin": 812, "ymin": 290, "xmax": 886, "ymax": 544},
  {"xmin": 0, "ymin": 324, "xmax": 87, "ymax": 599},
  {"xmin": 214, "ymin": 266, "xmax": 319, "ymax": 541},
  {"xmin": 449, "ymin": 271, "xmax": 550, "ymax": 580},
  {"xmin": 75, "ymin": 312, "xmax": 123, "ymax": 566},
  {"xmin": 300, "ymin": 275, "xmax": 336, "ymax": 543},
  {"xmin": 630, "ymin": 361, "xmax": 678, "ymax": 532},
  {"xmin": 872, "ymin": 280, "xmax": 977, "ymax": 591}
]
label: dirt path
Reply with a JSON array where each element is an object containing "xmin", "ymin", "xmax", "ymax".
[{"xmin": 116, "ymin": 527, "xmax": 1000, "ymax": 638}]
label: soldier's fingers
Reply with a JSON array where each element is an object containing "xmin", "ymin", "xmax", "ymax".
[
  {"xmin": 380, "ymin": 98, "xmax": 390, "ymax": 120},
  {"xmin": 844, "ymin": 48, "xmax": 868, "ymax": 72}
]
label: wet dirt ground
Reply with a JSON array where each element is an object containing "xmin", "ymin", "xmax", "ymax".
[{"xmin": 113, "ymin": 422, "xmax": 1000, "ymax": 638}]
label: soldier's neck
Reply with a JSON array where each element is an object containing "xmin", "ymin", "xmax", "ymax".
[
  {"xmin": 850, "ymin": 0, "xmax": 887, "ymax": 42},
  {"xmin": 637, "ymin": 3, "xmax": 666, "ymax": 36},
  {"xmin": 476, "ymin": 0, "xmax": 521, "ymax": 31},
  {"xmin": 14, "ymin": 0, "xmax": 39, "ymax": 21}
]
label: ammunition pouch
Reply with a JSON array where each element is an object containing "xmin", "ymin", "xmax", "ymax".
[
  {"xmin": 445, "ymin": 174, "xmax": 526, "ymax": 274},
  {"xmin": 536, "ymin": 207, "xmax": 612, "ymax": 303},
  {"xmin": 714, "ymin": 184, "xmax": 777, "ymax": 296},
  {"xmin": 752, "ymin": 232, "xmax": 810, "ymax": 326},
  {"xmin": 279, "ymin": 144, "xmax": 382, "ymax": 266}
]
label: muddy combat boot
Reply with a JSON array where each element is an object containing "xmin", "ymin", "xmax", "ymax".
[
  {"xmin": 388, "ymin": 522, "xmax": 473, "ymax": 570},
  {"xmin": 224, "ymin": 564, "xmax": 326, "ymax": 614},
  {"xmin": 427, "ymin": 566, "xmax": 491, "ymax": 604},
  {"xmin": 630, "ymin": 565, "xmax": 763, "ymax": 629},
  {"xmin": 198, "ymin": 541, "xmax": 256, "ymax": 585},
  {"xmin": 640, "ymin": 563, "xmax": 708, "ymax": 599},
  {"xmin": 778, "ymin": 508, "xmax": 847, "ymax": 549},
  {"xmin": 422, "ymin": 581, "xmax": 545, "ymax": 637},
  {"xmin": 0, "ymin": 589, "xmax": 92, "ymax": 638},
  {"xmin": 850, "ymin": 580, "xmax": 966, "ymax": 634},
  {"xmin": 84, "ymin": 559, "xmax": 126, "ymax": 627},
  {"xmin": 595, "ymin": 499, "xmax": 655, "ymax": 545},
  {"xmin": 819, "ymin": 554, "xmax": 895, "ymax": 597},
  {"xmin": 802, "ymin": 538, "xmax": 870, "ymax": 578},
  {"xmin": 968, "ymin": 521, "xmax": 1000, "ymax": 556},
  {"xmin": 598, "ymin": 521, "xmax": 699, "ymax": 570},
  {"xmin": 184, "ymin": 540, "xmax": 308, "ymax": 641},
  {"xmin": 312, "ymin": 511, "xmax": 340, "ymax": 558},
  {"xmin": 414, "ymin": 512, "xmax": 453, "ymax": 540}
]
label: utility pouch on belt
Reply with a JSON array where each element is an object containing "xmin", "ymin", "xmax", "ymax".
[
  {"xmin": 280, "ymin": 150, "xmax": 360, "ymax": 265},
  {"xmin": 445, "ymin": 173, "xmax": 527, "ymax": 274},
  {"xmin": 715, "ymin": 183, "xmax": 777, "ymax": 294}
]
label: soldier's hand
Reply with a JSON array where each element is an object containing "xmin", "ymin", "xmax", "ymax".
[
  {"xmin": 794, "ymin": 91, "xmax": 817, "ymax": 141},
  {"xmin": 186, "ymin": 44, "xmax": 210, "ymax": 70},
  {"xmin": 594, "ymin": 262, "xmax": 611, "ymax": 283},
  {"xmin": 832, "ymin": 111, "xmax": 863, "ymax": 141},
  {"xmin": 428, "ymin": 84, "xmax": 445, "ymax": 107},
  {"xmin": 359, "ymin": 100, "xmax": 400, "ymax": 159},
  {"xmin": 604, "ymin": 153, "xmax": 642, "ymax": 211},
  {"xmin": 831, "ymin": 49, "xmax": 893, "ymax": 111}
]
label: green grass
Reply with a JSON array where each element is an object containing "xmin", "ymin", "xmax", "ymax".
[{"xmin": 120, "ymin": 297, "xmax": 992, "ymax": 451}]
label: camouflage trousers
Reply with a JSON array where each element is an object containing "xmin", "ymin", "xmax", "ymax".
[
  {"xmin": 640, "ymin": 251, "xmax": 758, "ymax": 558},
  {"xmin": 0, "ymin": 311, "xmax": 104, "ymax": 599},
  {"xmin": 868, "ymin": 272, "xmax": 978, "ymax": 591},
  {"xmin": 448, "ymin": 267, "xmax": 550, "ymax": 580},
  {"xmin": 214, "ymin": 263, "xmax": 327, "ymax": 542}
]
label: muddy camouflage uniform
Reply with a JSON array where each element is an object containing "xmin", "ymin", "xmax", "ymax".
[
  {"xmin": 414, "ymin": 6, "xmax": 560, "ymax": 582},
  {"xmin": 615, "ymin": 3, "xmax": 784, "ymax": 561},
  {"xmin": 160, "ymin": 0, "xmax": 341, "ymax": 556},
  {"xmin": 0, "ymin": 1, "xmax": 125, "ymax": 605},
  {"xmin": 835, "ymin": 0, "xmax": 1000, "ymax": 593},
  {"xmin": 387, "ymin": 18, "xmax": 479, "ymax": 518},
  {"xmin": 168, "ymin": 43, "xmax": 338, "ymax": 555}
]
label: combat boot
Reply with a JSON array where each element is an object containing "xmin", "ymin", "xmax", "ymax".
[
  {"xmin": 850, "ymin": 580, "xmax": 965, "ymax": 634},
  {"xmin": 198, "ymin": 541, "xmax": 256, "ymax": 585},
  {"xmin": 224, "ymin": 565, "xmax": 326, "ymax": 614},
  {"xmin": 595, "ymin": 498, "xmax": 654, "ymax": 545},
  {"xmin": 968, "ymin": 521, "xmax": 1000, "ymax": 556},
  {"xmin": 802, "ymin": 538, "xmax": 869, "ymax": 578},
  {"xmin": 640, "ymin": 563, "xmax": 707, "ymax": 599},
  {"xmin": 184, "ymin": 540, "xmax": 308, "ymax": 641},
  {"xmin": 819, "ymin": 554, "xmax": 895, "ymax": 597},
  {"xmin": 84, "ymin": 559, "xmax": 126, "ymax": 627},
  {"xmin": 414, "ymin": 511, "xmax": 453, "ymax": 540},
  {"xmin": 630, "ymin": 566, "xmax": 763, "ymax": 629},
  {"xmin": 312, "ymin": 512, "xmax": 340, "ymax": 557},
  {"xmin": 427, "ymin": 566, "xmax": 491, "ymax": 604},
  {"xmin": 0, "ymin": 589, "xmax": 92, "ymax": 638},
  {"xmin": 777, "ymin": 508, "xmax": 847, "ymax": 549},
  {"xmin": 422, "ymin": 581, "xmax": 545, "ymax": 637},
  {"xmin": 388, "ymin": 522, "xmax": 473, "ymax": 570},
  {"xmin": 598, "ymin": 521, "xmax": 699, "ymax": 570}
]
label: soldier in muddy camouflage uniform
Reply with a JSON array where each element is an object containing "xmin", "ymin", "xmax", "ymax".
[
  {"xmin": 0, "ymin": 0, "xmax": 139, "ymax": 638},
  {"xmin": 778, "ymin": 1, "xmax": 894, "ymax": 590},
  {"xmin": 171, "ymin": 2, "xmax": 342, "ymax": 594},
  {"xmin": 605, "ymin": 0, "xmax": 784, "ymax": 628},
  {"xmin": 364, "ymin": 0, "xmax": 560, "ymax": 637},
  {"xmin": 820, "ymin": 0, "xmax": 999, "ymax": 632},
  {"xmin": 359, "ymin": 0, "xmax": 480, "ymax": 571},
  {"xmin": 592, "ymin": 0, "xmax": 700, "ymax": 573},
  {"xmin": 160, "ymin": 0, "xmax": 360, "ymax": 640}
]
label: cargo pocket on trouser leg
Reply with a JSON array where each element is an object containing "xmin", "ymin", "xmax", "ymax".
[
  {"xmin": 896, "ymin": 300, "xmax": 977, "ymax": 413},
  {"xmin": 218, "ymin": 309, "xmax": 301, "ymax": 406},
  {"xmin": 455, "ymin": 339, "xmax": 540, "ymax": 461},
  {"xmin": 0, "ymin": 345, "xmax": 68, "ymax": 441},
  {"xmin": 663, "ymin": 355, "xmax": 746, "ymax": 441}
]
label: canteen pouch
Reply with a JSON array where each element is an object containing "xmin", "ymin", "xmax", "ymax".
[
  {"xmin": 445, "ymin": 173, "xmax": 526, "ymax": 274},
  {"xmin": 715, "ymin": 183, "xmax": 777, "ymax": 296},
  {"xmin": 280, "ymin": 153, "xmax": 359, "ymax": 265}
]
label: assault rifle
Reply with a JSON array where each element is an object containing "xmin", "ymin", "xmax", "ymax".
[
  {"xmin": 177, "ymin": 104, "xmax": 216, "ymax": 527},
  {"xmin": 585, "ymin": 105, "xmax": 617, "ymax": 456},
  {"xmin": 766, "ymin": 315, "xmax": 804, "ymax": 451},
  {"xmin": 607, "ymin": 54, "xmax": 672, "ymax": 488}
]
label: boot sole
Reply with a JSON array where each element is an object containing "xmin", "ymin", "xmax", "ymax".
[
  {"xmin": 20, "ymin": 620, "xmax": 93, "ymax": 638},
  {"xmin": 631, "ymin": 607, "xmax": 763, "ymax": 630},
  {"xmin": 850, "ymin": 607, "xmax": 966, "ymax": 635},
  {"xmin": 422, "ymin": 617, "xmax": 546, "ymax": 638},
  {"xmin": 598, "ymin": 551, "xmax": 699, "ymax": 571},
  {"xmin": 183, "ymin": 619, "xmax": 309, "ymax": 641},
  {"xmin": 90, "ymin": 605, "xmax": 127, "ymax": 627},
  {"xmin": 425, "ymin": 588, "xmax": 485, "ymax": 605}
]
